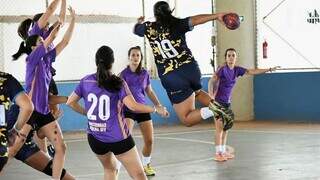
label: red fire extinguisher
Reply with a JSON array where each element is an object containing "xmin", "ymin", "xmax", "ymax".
[{"xmin": 262, "ymin": 40, "xmax": 268, "ymax": 59}]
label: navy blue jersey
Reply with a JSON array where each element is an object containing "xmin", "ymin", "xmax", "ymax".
[
  {"xmin": 134, "ymin": 17, "xmax": 195, "ymax": 76},
  {"xmin": 0, "ymin": 72, "xmax": 24, "ymax": 127}
]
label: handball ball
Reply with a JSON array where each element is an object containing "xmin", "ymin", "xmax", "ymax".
[{"xmin": 222, "ymin": 13, "xmax": 240, "ymax": 30}]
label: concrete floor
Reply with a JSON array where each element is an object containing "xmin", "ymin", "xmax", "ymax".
[{"xmin": 2, "ymin": 121, "xmax": 320, "ymax": 180}]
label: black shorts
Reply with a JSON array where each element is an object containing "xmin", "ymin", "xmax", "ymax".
[
  {"xmin": 160, "ymin": 62, "xmax": 202, "ymax": 104},
  {"xmin": 49, "ymin": 78, "xmax": 58, "ymax": 95},
  {"xmin": 124, "ymin": 111, "xmax": 151, "ymax": 123},
  {"xmin": 27, "ymin": 111, "xmax": 55, "ymax": 131},
  {"xmin": 87, "ymin": 134, "xmax": 135, "ymax": 155},
  {"xmin": 15, "ymin": 139, "xmax": 40, "ymax": 162},
  {"xmin": 0, "ymin": 126, "xmax": 8, "ymax": 171}
]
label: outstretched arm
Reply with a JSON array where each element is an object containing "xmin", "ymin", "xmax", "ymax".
[
  {"xmin": 123, "ymin": 95, "xmax": 168, "ymax": 117},
  {"xmin": 190, "ymin": 12, "xmax": 227, "ymax": 26},
  {"xmin": 59, "ymin": 0, "xmax": 66, "ymax": 26},
  {"xmin": 246, "ymin": 66, "xmax": 280, "ymax": 75},
  {"xmin": 43, "ymin": 22, "xmax": 61, "ymax": 49},
  {"xmin": 133, "ymin": 16, "xmax": 146, "ymax": 37},
  {"xmin": 38, "ymin": 0, "xmax": 61, "ymax": 29},
  {"xmin": 55, "ymin": 6, "xmax": 76, "ymax": 56}
]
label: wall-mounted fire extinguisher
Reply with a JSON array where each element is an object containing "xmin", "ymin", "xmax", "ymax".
[{"xmin": 262, "ymin": 40, "xmax": 268, "ymax": 59}]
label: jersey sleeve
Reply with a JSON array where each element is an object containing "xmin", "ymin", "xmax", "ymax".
[
  {"xmin": 119, "ymin": 81, "xmax": 132, "ymax": 101},
  {"xmin": 133, "ymin": 22, "xmax": 147, "ymax": 37},
  {"xmin": 176, "ymin": 17, "xmax": 194, "ymax": 34},
  {"xmin": 5, "ymin": 75, "xmax": 25, "ymax": 103},
  {"xmin": 146, "ymin": 71, "xmax": 151, "ymax": 86},
  {"xmin": 236, "ymin": 66, "xmax": 247, "ymax": 77},
  {"xmin": 216, "ymin": 66, "xmax": 224, "ymax": 78},
  {"xmin": 74, "ymin": 79, "xmax": 83, "ymax": 98}
]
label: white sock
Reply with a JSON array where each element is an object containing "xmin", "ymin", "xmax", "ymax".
[
  {"xmin": 116, "ymin": 160, "xmax": 122, "ymax": 171},
  {"xmin": 142, "ymin": 156, "xmax": 151, "ymax": 166},
  {"xmin": 221, "ymin": 145, "xmax": 226, "ymax": 153},
  {"xmin": 200, "ymin": 107, "xmax": 214, "ymax": 119},
  {"xmin": 215, "ymin": 145, "xmax": 223, "ymax": 154}
]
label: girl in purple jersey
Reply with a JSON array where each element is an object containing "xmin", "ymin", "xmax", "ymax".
[
  {"xmin": 12, "ymin": 0, "xmax": 67, "ymax": 157},
  {"xmin": 67, "ymin": 46, "xmax": 168, "ymax": 180},
  {"xmin": 120, "ymin": 46, "xmax": 168, "ymax": 176},
  {"xmin": 208, "ymin": 48, "xmax": 280, "ymax": 162},
  {"xmin": 23, "ymin": 7, "xmax": 75, "ymax": 179}
]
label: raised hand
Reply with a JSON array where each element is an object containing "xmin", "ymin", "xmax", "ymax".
[
  {"xmin": 68, "ymin": 6, "xmax": 76, "ymax": 19},
  {"xmin": 137, "ymin": 16, "xmax": 145, "ymax": 24}
]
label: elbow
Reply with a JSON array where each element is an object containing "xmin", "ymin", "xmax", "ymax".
[{"xmin": 23, "ymin": 102, "xmax": 34, "ymax": 114}]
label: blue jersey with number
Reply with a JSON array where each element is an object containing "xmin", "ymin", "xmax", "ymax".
[
  {"xmin": 134, "ymin": 17, "xmax": 195, "ymax": 76},
  {"xmin": 74, "ymin": 73, "xmax": 131, "ymax": 143}
]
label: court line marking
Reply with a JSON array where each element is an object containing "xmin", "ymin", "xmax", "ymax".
[{"xmin": 65, "ymin": 128, "xmax": 320, "ymax": 143}]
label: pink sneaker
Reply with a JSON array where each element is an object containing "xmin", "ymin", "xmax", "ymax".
[
  {"xmin": 214, "ymin": 153, "xmax": 227, "ymax": 162},
  {"xmin": 223, "ymin": 151, "xmax": 235, "ymax": 159}
]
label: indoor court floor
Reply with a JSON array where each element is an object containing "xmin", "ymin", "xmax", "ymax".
[{"xmin": 2, "ymin": 121, "xmax": 320, "ymax": 180}]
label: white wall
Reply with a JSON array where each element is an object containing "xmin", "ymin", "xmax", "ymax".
[{"xmin": 257, "ymin": 0, "xmax": 320, "ymax": 70}]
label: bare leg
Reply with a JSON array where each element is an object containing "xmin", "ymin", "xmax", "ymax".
[
  {"xmin": 173, "ymin": 93, "xmax": 203, "ymax": 127},
  {"xmin": 96, "ymin": 152, "xmax": 118, "ymax": 180},
  {"xmin": 116, "ymin": 146, "xmax": 146, "ymax": 180},
  {"xmin": 195, "ymin": 90, "xmax": 212, "ymax": 106},
  {"xmin": 138, "ymin": 121, "xmax": 154, "ymax": 158},
  {"xmin": 39, "ymin": 121, "xmax": 66, "ymax": 179},
  {"xmin": 33, "ymin": 134, "xmax": 47, "ymax": 154}
]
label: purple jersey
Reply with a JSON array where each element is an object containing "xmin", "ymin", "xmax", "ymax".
[
  {"xmin": 215, "ymin": 65, "xmax": 247, "ymax": 103},
  {"xmin": 120, "ymin": 67, "xmax": 150, "ymax": 106},
  {"xmin": 28, "ymin": 22, "xmax": 54, "ymax": 50},
  {"xmin": 74, "ymin": 73, "xmax": 131, "ymax": 143},
  {"xmin": 25, "ymin": 44, "xmax": 56, "ymax": 114}
]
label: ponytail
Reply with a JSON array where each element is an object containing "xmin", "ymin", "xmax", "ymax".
[
  {"xmin": 12, "ymin": 41, "xmax": 32, "ymax": 60},
  {"xmin": 18, "ymin": 18, "xmax": 33, "ymax": 40},
  {"xmin": 13, "ymin": 18, "xmax": 33, "ymax": 60},
  {"xmin": 95, "ymin": 46, "xmax": 123, "ymax": 92}
]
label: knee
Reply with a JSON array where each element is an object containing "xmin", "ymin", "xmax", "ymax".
[
  {"xmin": 104, "ymin": 166, "xmax": 117, "ymax": 174},
  {"xmin": 181, "ymin": 120, "xmax": 194, "ymax": 127},
  {"xmin": 55, "ymin": 141, "xmax": 67, "ymax": 154}
]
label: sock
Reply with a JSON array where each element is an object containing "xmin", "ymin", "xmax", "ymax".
[
  {"xmin": 221, "ymin": 145, "xmax": 226, "ymax": 153},
  {"xmin": 215, "ymin": 145, "xmax": 223, "ymax": 154},
  {"xmin": 116, "ymin": 160, "xmax": 122, "ymax": 171},
  {"xmin": 142, "ymin": 156, "xmax": 151, "ymax": 166},
  {"xmin": 200, "ymin": 107, "xmax": 214, "ymax": 119}
]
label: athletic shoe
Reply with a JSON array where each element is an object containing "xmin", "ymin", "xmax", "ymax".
[{"xmin": 144, "ymin": 164, "xmax": 156, "ymax": 176}]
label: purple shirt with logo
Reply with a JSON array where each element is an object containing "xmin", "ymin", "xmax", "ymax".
[
  {"xmin": 215, "ymin": 65, "xmax": 247, "ymax": 103},
  {"xmin": 120, "ymin": 67, "xmax": 150, "ymax": 106},
  {"xmin": 25, "ymin": 45, "xmax": 56, "ymax": 114},
  {"xmin": 74, "ymin": 73, "xmax": 131, "ymax": 143}
]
